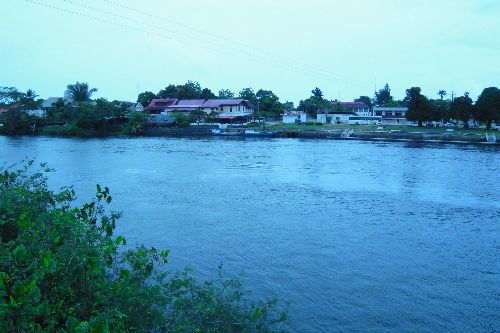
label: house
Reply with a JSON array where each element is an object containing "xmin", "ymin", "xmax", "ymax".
[
  {"xmin": 41, "ymin": 97, "xmax": 68, "ymax": 109},
  {"xmin": 332, "ymin": 102, "xmax": 370, "ymax": 116},
  {"xmin": 163, "ymin": 99, "xmax": 206, "ymax": 114},
  {"xmin": 26, "ymin": 109, "xmax": 45, "ymax": 117},
  {"xmin": 116, "ymin": 101, "xmax": 144, "ymax": 112},
  {"xmin": 145, "ymin": 99, "xmax": 178, "ymax": 113},
  {"xmin": 129, "ymin": 103, "xmax": 144, "ymax": 112},
  {"xmin": 283, "ymin": 111, "xmax": 307, "ymax": 124},
  {"xmin": 201, "ymin": 99, "xmax": 255, "ymax": 120},
  {"xmin": 373, "ymin": 107, "xmax": 408, "ymax": 125}
]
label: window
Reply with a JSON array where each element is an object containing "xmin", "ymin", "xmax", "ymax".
[{"xmin": 230, "ymin": 107, "xmax": 232, "ymax": 112}]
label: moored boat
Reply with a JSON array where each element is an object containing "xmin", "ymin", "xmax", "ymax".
[{"xmin": 244, "ymin": 129, "xmax": 278, "ymax": 137}]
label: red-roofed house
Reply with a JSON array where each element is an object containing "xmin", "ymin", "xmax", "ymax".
[
  {"xmin": 145, "ymin": 99, "xmax": 178, "ymax": 113},
  {"xmin": 332, "ymin": 101, "xmax": 370, "ymax": 115}
]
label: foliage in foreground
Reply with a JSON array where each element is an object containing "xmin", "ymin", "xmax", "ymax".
[{"xmin": 0, "ymin": 162, "xmax": 287, "ymax": 332}]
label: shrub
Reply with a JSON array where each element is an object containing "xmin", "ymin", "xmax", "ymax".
[{"xmin": 0, "ymin": 162, "xmax": 288, "ymax": 333}]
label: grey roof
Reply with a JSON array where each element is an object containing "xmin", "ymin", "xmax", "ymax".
[
  {"xmin": 202, "ymin": 99, "xmax": 255, "ymax": 109},
  {"xmin": 41, "ymin": 97, "xmax": 65, "ymax": 108},
  {"xmin": 170, "ymin": 99, "xmax": 206, "ymax": 108}
]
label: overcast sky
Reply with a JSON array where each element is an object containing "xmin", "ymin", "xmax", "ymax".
[{"xmin": 1, "ymin": 0, "xmax": 499, "ymax": 104}]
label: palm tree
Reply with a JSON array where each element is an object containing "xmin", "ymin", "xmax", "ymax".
[
  {"xmin": 25, "ymin": 89, "xmax": 38, "ymax": 100},
  {"xmin": 65, "ymin": 82, "xmax": 97, "ymax": 102},
  {"xmin": 437, "ymin": 90, "xmax": 447, "ymax": 100}
]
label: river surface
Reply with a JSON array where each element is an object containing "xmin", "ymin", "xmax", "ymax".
[{"xmin": 1, "ymin": 136, "xmax": 499, "ymax": 332}]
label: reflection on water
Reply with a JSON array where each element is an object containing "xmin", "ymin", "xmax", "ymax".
[{"xmin": 1, "ymin": 136, "xmax": 499, "ymax": 332}]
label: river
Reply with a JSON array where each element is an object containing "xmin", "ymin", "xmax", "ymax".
[{"xmin": 1, "ymin": 136, "xmax": 499, "ymax": 332}]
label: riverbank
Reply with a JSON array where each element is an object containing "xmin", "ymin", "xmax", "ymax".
[{"xmin": 2, "ymin": 123, "xmax": 499, "ymax": 145}]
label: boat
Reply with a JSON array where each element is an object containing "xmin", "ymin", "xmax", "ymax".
[
  {"xmin": 211, "ymin": 129, "xmax": 243, "ymax": 136},
  {"xmin": 243, "ymin": 129, "xmax": 278, "ymax": 137}
]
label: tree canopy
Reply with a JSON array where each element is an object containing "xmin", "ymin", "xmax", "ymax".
[
  {"xmin": 298, "ymin": 87, "xmax": 331, "ymax": 116},
  {"xmin": 66, "ymin": 82, "xmax": 98, "ymax": 102},
  {"xmin": 450, "ymin": 94, "xmax": 473, "ymax": 128},
  {"xmin": 137, "ymin": 91, "xmax": 156, "ymax": 107},
  {"xmin": 475, "ymin": 87, "xmax": 500, "ymax": 130},
  {"xmin": 375, "ymin": 84, "xmax": 394, "ymax": 106},
  {"xmin": 405, "ymin": 87, "xmax": 432, "ymax": 127},
  {"xmin": 218, "ymin": 89, "xmax": 235, "ymax": 99}
]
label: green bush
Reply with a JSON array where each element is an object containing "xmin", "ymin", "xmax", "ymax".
[{"xmin": 0, "ymin": 162, "xmax": 288, "ymax": 333}]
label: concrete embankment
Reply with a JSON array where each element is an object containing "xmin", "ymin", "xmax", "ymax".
[
  {"xmin": 143, "ymin": 126, "xmax": 498, "ymax": 145},
  {"xmin": 145, "ymin": 125, "xmax": 217, "ymax": 136}
]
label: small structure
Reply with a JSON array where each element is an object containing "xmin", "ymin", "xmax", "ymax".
[
  {"xmin": 283, "ymin": 111, "xmax": 307, "ymax": 124},
  {"xmin": 127, "ymin": 102, "xmax": 144, "ymax": 112},
  {"xmin": 330, "ymin": 111, "xmax": 354, "ymax": 124},
  {"xmin": 26, "ymin": 109, "xmax": 45, "ymax": 117},
  {"xmin": 41, "ymin": 97, "xmax": 69, "ymax": 109},
  {"xmin": 317, "ymin": 114, "xmax": 327, "ymax": 124}
]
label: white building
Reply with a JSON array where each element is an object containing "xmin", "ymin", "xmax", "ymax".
[
  {"xmin": 283, "ymin": 112, "xmax": 307, "ymax": 124},
  {"xmin": 373, "ymin": 107, "xmax": 409, "ymax": 125},
  {"xmin": 330, "ymin": 112, "xmax": 354, "ymax": 124},
  {"xmin": 317, "ymin": 114, "xmax": 327, "ymax": 124}
]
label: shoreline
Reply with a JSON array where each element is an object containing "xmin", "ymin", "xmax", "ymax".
[{"xmin": 2, "ymin": 127, "xmax": 498, "ymax": 146}]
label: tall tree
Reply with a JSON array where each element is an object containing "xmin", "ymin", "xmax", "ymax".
[
  {"xmin": 311, "ymin": 87, "xmax": 324, "ymax": 99},
  {"xmin": 137, "ymin": 91, "xmax": 156, "ymax": 107},
  {"xmin": 475, "ymin": 87, "xmax": 500, "ymax": 130},
  {"xmin": 354, "ymin": 96, "xmax": 374, "ymax": 112},
  {"xmin": 157, "ymin": 81, "xmax": 203, "ymax": 99},
  {"xmin": 65, "ymin": 82, "xmax": 97, "ymax": 102},
  {"xmin": 405, "ymin": 87, "xmax": 432, "ymax": 127},
  {"xmin": 429, "ymin": 99, "xmax": 450, "ymax": 123},
  {"xmin": 450, "ymin": 94, "xmax": 473, "ymax": 128},
  {"xmin": 437, "ymin": 90, "xmax": 447, "ymax": 100},
  {"xmin": 157, "ymin": 84, "xmax": 178, "ymax": 99},
  {"xmin": 283, "ymin": 101, "xmax": 294, "ymax": 111},
  {"xmin": 375, "ymin": 83, "xmax": 394, "ymax": 106},
  {"xmin": 255, "ymin": 89, "xmax": 284, "ymax": 117},
  {"xmin": 298, "ymin": 88, "xmax": 331, "ymax": 116},
  {"xmin": 218, "ymin": 89, "xmax": 235, "ymax": 99},
  {"xmin": 176, "ymin": 81, "xmax": 202, "ymax": 99},
  {"xmin": 238, "ymin": 87, "xmax": 257, "ymax": 106},
  {"xmin": 200, "ymin": 88, "xmax": 216, "ymax": 99}
]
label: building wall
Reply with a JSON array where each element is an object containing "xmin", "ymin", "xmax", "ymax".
[
  {"xmin": 203, "ymin": 104, "xmax": 253, "ymax": 116},
  {"xmin": 331, "ymin": 113, "xmax": 351, "ymax": 124},
  {"xmin": 317, "ymin": 114, "xmax": 327, "ymax": 124},
  {"xmin": 283, "ymin": 115, "xmax": 300, "ymax": 124}
]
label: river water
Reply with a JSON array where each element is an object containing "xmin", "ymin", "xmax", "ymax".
[{"xmin": 1, "ymin": 136, "xmax": 499, "ymax": 332}]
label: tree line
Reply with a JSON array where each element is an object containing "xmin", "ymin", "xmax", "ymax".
[
  {"xmin": 0, "ymin": 83, "xmax": 143, "ymax": 135},
  {"xmin": 296, "ymin": 83, "xmax": 499, "ymax": 129},
  {"xmin": 2, "ymin": 81, "xmax": 499, "ymax": 133}
]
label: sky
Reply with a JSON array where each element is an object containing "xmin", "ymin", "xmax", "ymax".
[{"xmin": 1, "ymin": 0, "xmax": 499, "ymax": 104}]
